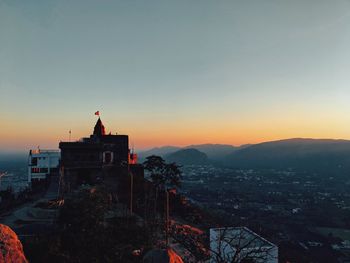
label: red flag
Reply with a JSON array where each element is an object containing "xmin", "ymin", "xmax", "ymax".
[{"xmin": 95, "ymin": 111, "xmax": 100, "ymax": 116}]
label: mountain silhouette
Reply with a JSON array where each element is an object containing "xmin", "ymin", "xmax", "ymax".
[
  {"xmin": 138, "ymin": 144, "xmax": 240, "ymax": 162},
  {"xmin": 165, "ymin": 148, "xmax": 209, "ymax": 165},
  {"xmin": 223, "ymin": 138, "xmax": 350, "ymax": 174}
]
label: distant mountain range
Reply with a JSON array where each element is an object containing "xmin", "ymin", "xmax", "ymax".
[
  {"xmin": 138, "ymin": 146, "xmax": 181, "ymax": 159},
  {"xmin": 165, "ymin": 148, "xmax": 209, "ymax": 165},
  {"xmin": 223, "ymin": 138, "xmax": 350, "ymax": 173},
  {"xmin": 2, "ymin": 139, "xmax": 350, "ymax": 176},
  {"xmin": 184, "ymin": 144, "xmax": 240, "ymax": 160},
  {"xmin": 138, "ymin": 139, "xmax": 350, "ymax": 174},
  {"xmin": 138, "ymin": 143, "xmax": 246, "ymax": 162}
]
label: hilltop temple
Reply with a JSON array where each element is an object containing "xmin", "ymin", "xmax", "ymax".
[{"xmin": 59, "ymin": 117, "xmax": 141, "ymax": 195}]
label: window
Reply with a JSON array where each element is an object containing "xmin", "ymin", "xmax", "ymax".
[
  {"xmin": 103, "ymin": 151, "xmax": 113, "ymax": 164},
  {"xmin": 31, "ymin": 167, "xmax": 40, "ymax": 173},
  {"xmin": 31, "ymin": 167, "xmax": 48, "ymax": 173},
  {"xmin": 31, "ymin": 157, "xmax": 38, "ymax": 166}
]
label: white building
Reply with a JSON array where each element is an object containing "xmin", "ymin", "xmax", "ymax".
[
  {"xmin": 210, "ymin": 227, "xmax": 278, "ymax": 263},
  {"xmin": 28, "ymin": 149, "xmax": 60, "ymax": 183}
]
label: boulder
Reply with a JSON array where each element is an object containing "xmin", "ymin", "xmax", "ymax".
[
  {"xmin": 0, "ymin": 224, "xmax": 28, "ymax": 263},
  {"xmin": 143, "ymin": 248, "xmax": 183, "ymax": 263}
]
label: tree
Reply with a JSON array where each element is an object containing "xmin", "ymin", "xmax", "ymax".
[
  {"xmin": 143, "ymin": 156, "xmax": 182, "ymax": 210},
  {"xmin": 143, "ymin": 155, "xmax": 182, "ymax": 190},
  {"xmin": 143, "ymin": 155, "xmax": 182, "ymax": 203},
  {"xmin": 143, "ymin": 155, "xmax": 166, "ymax": 189},
  {"xmin": 169, "ymin": 226, "xmax": 278, "ymax": 263},
  {"xmin": 143, "ymin": 156, "xmax": 182, "ymax": 245},
  {"xmin": 163, "ymin": 162, "xmax": 182, "ymax": 189},
  {"xmin": 209, "ymin": 227, "xmax": 278, "ymax": 263}
]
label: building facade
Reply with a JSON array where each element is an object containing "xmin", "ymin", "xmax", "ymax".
[
  {"xmin": 28, "ymin": 149, "xmax": 60, "ymax": 184},
  {"xmin": 59, "ymin": 117, "xmax": 142, "ymax": 197}
]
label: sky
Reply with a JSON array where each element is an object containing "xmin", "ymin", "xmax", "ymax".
[{"xmin": 1, "ymin": 0, "xmax": 350, "ymax": 152}]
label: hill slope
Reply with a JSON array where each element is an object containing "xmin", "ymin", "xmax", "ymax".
[
  {"xmin": 138, "ymin": 144, "xmax": 238, "ymax": 162},
  {"xmin": 184, "ymin": 144, "xmax": 237, "ymax": 160},
  {"xmin": 223, "ymin": 138, "xmax": 350, "ymax": 174},
  {"xmin": 138, "ymin": 146, "xmax": 181, "ymax": 161},
  {"xmin": 165, "ymin": 148, "xmax": 209, "ymax": 165}
]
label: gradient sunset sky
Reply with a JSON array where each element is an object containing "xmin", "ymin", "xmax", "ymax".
[{"xmin": 1, "ymin": 0, "xmax": 350, "ymax": 152}]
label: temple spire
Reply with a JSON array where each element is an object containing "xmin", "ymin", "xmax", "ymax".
[{"xmin": 93, "ymin": 117, "xmax": 106, "ymax": 136}]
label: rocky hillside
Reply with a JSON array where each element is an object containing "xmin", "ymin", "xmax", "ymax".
[{"xmin": 0, "ymin": 224, "xmax": 28, "ymax": 263}]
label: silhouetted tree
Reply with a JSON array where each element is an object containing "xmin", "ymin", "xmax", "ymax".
[
  {"xmin": 143, "ymin": 156, "xmax": 182, "ymax": 206},
  {"xmin": 143, "ymin": 156, "xmax": 182, "ymax": 244},
  {"xmin": 163, "ymin": 162, "xmax": 182, "ymax": 189},
  {"xmin": 143, "ymin": 155, "xmax": 166, "ymax": 189},
  {"xmin": 143, "ymin": 156, "xmax": 182, "ymax": 191},
  {"xmin": 209, "ymin": 227, "xmax": 278, "ymax": 263},
  {"xmin": 170, "ymin": 226, "xmax": 278, "ymax": 263}
]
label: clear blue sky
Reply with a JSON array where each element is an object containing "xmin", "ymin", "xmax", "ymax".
[{"xmin": 1, "ymin": 0, "xmax": 350, "ymax": 151}]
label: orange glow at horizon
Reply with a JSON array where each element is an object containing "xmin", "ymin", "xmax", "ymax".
[
  {"xmin": 2, "ymin": 129, "xmax": 350, "ymax": 152},
  {"xmin": 1, "ymin": 111, "xmax": 350, "ymax": 152}
]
